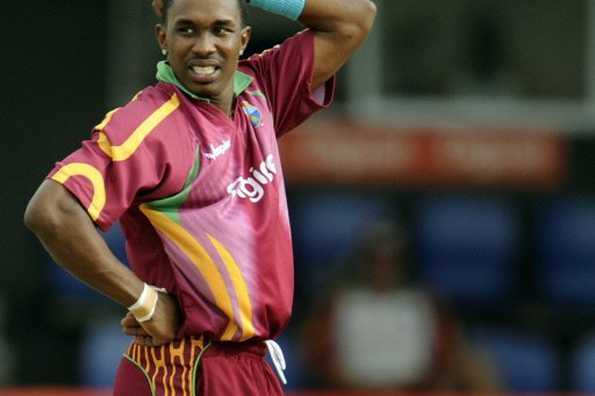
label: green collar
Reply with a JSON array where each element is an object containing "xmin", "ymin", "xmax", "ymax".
[{"xmin": 156, "ymin": 61, "xmax": 253, "ymax": 101}]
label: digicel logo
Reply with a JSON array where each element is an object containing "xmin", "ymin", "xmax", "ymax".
[{"xmin": 227, "ymin": 154, "xmax": 277, "ymax": 203}]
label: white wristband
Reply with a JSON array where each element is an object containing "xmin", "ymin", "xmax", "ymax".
[{"xmin": 128, "ymin": 283, "xmax": 159, "ymax": 323}]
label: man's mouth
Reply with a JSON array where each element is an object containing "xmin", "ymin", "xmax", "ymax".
[
  {"xmin": 188, "ymin": 65, "xmax": 220, "ymax": 83},
  {"xmin": 192, "ymin": 66, "xmax": 216, "ymax": 76}
]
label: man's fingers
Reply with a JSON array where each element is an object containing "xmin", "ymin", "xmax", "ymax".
[
  {"xmin": 121, "ymin": 312, "xmax": 140, "ymax": 327},
  {"xmin": 134, "ymin": 335, "xmax": 167, "ymax": 347},
  {"xmin": 135, "ymin": 336, "xmax": 157, "ymax": 346},
  {"xmin": 134, "ymin": 336, "xmax": 152, "ymax": 346},
  {"xmin": 123, "ymin": 289, "xmax": 179, "ymax": 347},
  {"xmin": 123, "ymin": 326, "xmax": 151, "ymax": 337}
]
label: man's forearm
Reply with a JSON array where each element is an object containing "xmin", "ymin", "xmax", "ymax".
[{"xmin": 25, "ymin": 180, "xmax": 144, "ymax": 308}]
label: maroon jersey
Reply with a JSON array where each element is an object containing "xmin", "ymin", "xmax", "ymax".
[{"xmin": 48, "ymin": 30, "xmax": 335, "ymax": 342}]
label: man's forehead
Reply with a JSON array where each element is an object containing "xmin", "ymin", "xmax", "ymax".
[{"xmin": 168, "ymin": 0, "xmax": 241, "ymax": 22}]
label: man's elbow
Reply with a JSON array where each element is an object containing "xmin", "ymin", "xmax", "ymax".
[
  {"xmin": 358, "ymin": 0, "xmax": 377, "ymax": 34},
  {"xmin": 339, "ymin": 1, "xmax": 377, "ymax": 46},
  {"xmin": 24, "ymin": 183, "xmax": 68, "ymax": 238},
  {"xmin": 24, "ymin": 195, "xmax": 54, "ymax": 237}
]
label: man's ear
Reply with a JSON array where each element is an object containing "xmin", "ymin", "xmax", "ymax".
[
  {"xmin": 155, "ymin": 24, "xmax": 167, "ymax": 53},
  {"xmin": 240, "ymin": 26, "xmax": 252, "ymax": 56}
]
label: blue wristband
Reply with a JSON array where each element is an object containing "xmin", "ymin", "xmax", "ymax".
[{"xmin": 247, "ymin": 0, "xmax": 306, "ymax": 21}]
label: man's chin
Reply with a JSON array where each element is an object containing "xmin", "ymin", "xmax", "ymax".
[{"xmin": 188, "ymin": 84, "xmax": 219, "ymax": 99}]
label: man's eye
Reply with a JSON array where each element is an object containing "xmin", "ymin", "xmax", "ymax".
[
  {"xmin": 178, "ymin": 27, "xmax": 194, "ymax": 35},
  {"xmin": 214, "ymin": 26, "xmax": 231, "ymax": 35}
]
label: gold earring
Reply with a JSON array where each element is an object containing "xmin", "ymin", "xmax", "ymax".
[{"xmin": 161, "ymin": 48, "xmax": 168, "ymax": 56}]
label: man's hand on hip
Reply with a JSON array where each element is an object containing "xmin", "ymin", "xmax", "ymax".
[{"xmin": 121, "ymin": 291, "xmax": 181, "ymax": 347}]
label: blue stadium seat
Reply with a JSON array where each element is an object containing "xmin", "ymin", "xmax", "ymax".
[
  {"xmin": 291, "ymin": 193, "xmax": 390, "ymax": 284},
  {"xmin": 573, "ymin": 334, "xmax": 595, "ymax": 392},
  {"xmin": 48, "ymin": 222, "xmax": 128, "ymax": 300},
  {"xmin": 415, "ymin": 196, "xmax": 517, "ymax": 302},
  {"xmin": 537, "ymin": 198, "xmax": 595, "ymax": 305},
  {"xmin": 471, "ymin": 329, "xmax": 558, "ymax": 392},
  {"xmin": 79, "ymin": 316, "xmax": 131, "ymax": 387}
]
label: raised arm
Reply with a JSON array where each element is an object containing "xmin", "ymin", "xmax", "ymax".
[
  {"xmin": 152, "ymin": 0, "xmax": 376, "ymax": 90},
  {"xmin": 299, "ymin": 0, "xmax": 377, "ymax": 89}
]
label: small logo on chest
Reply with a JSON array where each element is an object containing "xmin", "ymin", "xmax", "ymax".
[
  {"xmin": 242, "ymin": 101, "xmax": 263, "ymax": 128},
  {"xmin": 203, "ymin": 139, "xmax": 231, "ymax": 160}
]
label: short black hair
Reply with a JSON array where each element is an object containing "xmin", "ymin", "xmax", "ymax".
[{"xmin": 162, "ymin": 0, "xmax": 249, "ymax": 26}]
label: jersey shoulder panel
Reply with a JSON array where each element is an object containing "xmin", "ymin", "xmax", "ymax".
[{"xmin": 93, "ymin": 85, "xmax": 181, "ymax": 162}]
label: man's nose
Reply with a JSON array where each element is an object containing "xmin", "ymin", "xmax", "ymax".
[{"xmin": 192, "ymin": 33, "xmax": 216, "ymax": 56}]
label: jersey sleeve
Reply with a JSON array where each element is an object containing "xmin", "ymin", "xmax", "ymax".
[
  {"xmin": 47, "ymin": 91, "xmax": 186, "ymax": 231},
  {"xmin": 246, "ymin": 29, "xmax": 336, "ymax": 137}
]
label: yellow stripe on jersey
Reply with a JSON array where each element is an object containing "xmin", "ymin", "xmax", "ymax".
[
  {"xmin": 207, "ymin": 235, "xmax": 256, "ymax": 341},
  {"xmin": 97, "ymin": 93, "xmax": 180, "ymax": 162},
  {"xmin": 93, "ymin": 90, "xmax": 143, "ymax": 131},
  {"xmin": 139, "ymin": 206, "xmax": 239, "ymax": 341},
  {"xmin": 51, "ymin": 163, "xmax": 106, "ymax": 221},
  {"xmin": 94, "ymin": 108, "xmax": 120, "ymax": 131},
  {"xmin": 131, "ymin": 90, "xmax": 144, "ymax": 102}
]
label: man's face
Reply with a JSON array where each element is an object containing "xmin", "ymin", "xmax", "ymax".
[{"xmin": 157, "ymin": 0, "xmax": 251, "ymax": 100}]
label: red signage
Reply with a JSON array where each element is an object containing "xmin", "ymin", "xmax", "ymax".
[{"xmin": 279, "ymin": 121, "xmax": 567, "ymax": 189}]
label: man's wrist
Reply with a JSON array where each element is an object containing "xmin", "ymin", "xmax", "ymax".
[
  {"xmin": 128, "ymin": 283, "xmax": 159, "ymax": 323},
  {"xmin": 246, "ymin": 0, "xmax": 306, "ymax": 21}
]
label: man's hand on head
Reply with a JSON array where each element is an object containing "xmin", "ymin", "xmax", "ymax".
[{"xmin": 152, "ymin": 0, "xmax": 164, "ymax": 17}]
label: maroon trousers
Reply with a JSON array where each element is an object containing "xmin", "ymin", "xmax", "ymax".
[{"xmin": 113, "ymin": 336, "xmax": 284, "ymax": 396}]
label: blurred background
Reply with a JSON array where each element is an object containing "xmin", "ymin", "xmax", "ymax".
[{"xmin": 3, "ymin": 0, "xmax": 595, "ymax": 394}]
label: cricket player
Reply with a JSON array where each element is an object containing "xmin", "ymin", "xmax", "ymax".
[{"xmin": 24, "ymin": 0, "xmax": 376, "ymax": 394}]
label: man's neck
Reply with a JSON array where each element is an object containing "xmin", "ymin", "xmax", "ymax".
[{"xmin": 210, "ymin": 85, "xmax": 235, "ymax": 116}]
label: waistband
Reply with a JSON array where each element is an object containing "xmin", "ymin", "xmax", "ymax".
[
  {"xmin": 125, "ymin": 335, "xmax": 287, "ymax": 388},
  {"xmin": 124, "ymin": 336, "xmax": 206, "ymax": 396},
  {"xmin": 204, "ymin": 339, "xmax": 267, "ymax": 357},
  {"xmin": 126, "ymin": 336, "xmax": 267, "ymax": 365}
]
